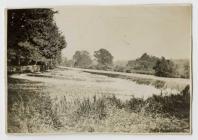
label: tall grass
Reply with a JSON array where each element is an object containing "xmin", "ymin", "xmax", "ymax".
[
  {"xmin": 7, "ymin": 78, "xmax": 62, "ymax": 133},
  {"xmin": 7, "ymin": 77, "xmax": 190, "ymax": 133}
]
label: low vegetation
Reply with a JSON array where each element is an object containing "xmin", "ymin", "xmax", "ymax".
[{"xmin": 8, "ymin": 77, "xmax": 190, "ymax": 133}]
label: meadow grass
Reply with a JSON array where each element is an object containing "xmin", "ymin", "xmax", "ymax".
[
  {"xmin": 84, "ymin": 71, "xmax": 166, "ymax": 89},
  {"xmin": 7, "ymin": 77, "xmax": 190, "ymax": 133}
]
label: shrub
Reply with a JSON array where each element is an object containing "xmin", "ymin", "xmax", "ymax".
[
  {"xmin": 153, "ymin": 57, "xmax": 176, "ymax": 78},
  {"xmin": 144, "ymin": 85, "xmax": 190, "ymax": 119},
  {"xmin": 106, "ymin": 95, "xmax": 123, "ymax": 109},
  {"xmin": 125, "ymin": 98, "xmax": 144, "ymax": 113}
]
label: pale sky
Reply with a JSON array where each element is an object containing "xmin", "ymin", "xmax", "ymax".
[{"xmin": 54, "ymin": 5, "xmax": 191, "ymax": 61}]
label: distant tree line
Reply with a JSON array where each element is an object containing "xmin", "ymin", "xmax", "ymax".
[
  {"xmin": 7, "ymin": 9, "xmax": 189, "ymax": 78},
  {"xmin": 7, "ymin": 9, "xmax": 66, "ymax": 70},
  {"xmin": 126, "ymin": 53, "xmax": 159, "ymax": 74},
  {"xmin": 61, "ymin": 48, "xmax": 113, "ymax": 70},
  {"xmin": 61, "ymin": 52, "xmax": 190, "ymax": 79}
]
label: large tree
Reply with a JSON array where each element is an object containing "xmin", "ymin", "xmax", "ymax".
[
  {"xmin": 94, "ymin": 48, "xmax": 113, "ymax": 70},
  {"xmin": 7, "ymin": 9, "xmax": 66, "ymax": 66},
  {"xmin": 126, "ymin": 53, "xmax": 159, "ymax": 74},
  {"xmin": 153, "ymin": 57, "xmax": 176, "ymax": 77},
  {"xmin": 73, "ymin": 50, "xmax": 92, "ymax": 68}
]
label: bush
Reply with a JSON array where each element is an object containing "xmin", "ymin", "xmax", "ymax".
[
  {"xmin": 125, "ymin": 98, "xmax": 144, "ymax": 113},
  {"xmin": 153, "ymin": 57, "xmax": 176, "ymax": 78},
  {"xmin": 144, "ymin": 85, "xmax": 190, "ymax": 119}
]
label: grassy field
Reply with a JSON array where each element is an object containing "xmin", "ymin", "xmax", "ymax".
[{"xmin": 7, "ymin": 68, "xmax": 191, "ymax": 133}]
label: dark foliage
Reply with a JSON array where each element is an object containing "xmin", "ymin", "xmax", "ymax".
[
  {"xmin": 94, "ymin": 48, "xmax": 113, "ymax": 70},
  {"xmin": 127, "ymin": 53, "xmax": 159, "ymax": 75},
  {"xmin": 7, "ymin": 9, "xmax": 66, "ymax": 67},
  {"xmin": 145, "ymin": 85, "xmax": 190, "ymax": 119},
  {"xmin": 153, "ymin": 57, "xmax": 176, "ymax": 77}
]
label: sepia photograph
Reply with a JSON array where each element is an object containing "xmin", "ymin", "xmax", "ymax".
[{"xmin": 6, "ymin": 5, "xmax": 192, "ymax": 134}]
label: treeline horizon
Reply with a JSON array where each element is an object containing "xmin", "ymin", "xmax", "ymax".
[
  {"xmin": 7, "ymin": 9, "xmax": 190, "ymax": 79},
  {"xmin": 61, "ymin": 50, "xmax": 190, "ymax": 79}
]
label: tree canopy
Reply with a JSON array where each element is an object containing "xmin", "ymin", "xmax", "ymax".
[
  {"xmin": 94, "ymin": 49, "xmax": 113, "ymax": 65},
  {"xmin": 94, "ymin": 49, "xmax": 113, "ymax": 70},
  {"xmin": 73, "ymin": 50, "xmax": 92, "ymax": 68},
  {"xmin": 126, "ymin": 53, "xmax": 159, "ymax": 74},
  {"xmin": 153, "ymin": 57, "xmax": 176, "ymax": 77},
  {"xmin": 7, "ymin": 9, "xmax": 66, "ymax": 66}
]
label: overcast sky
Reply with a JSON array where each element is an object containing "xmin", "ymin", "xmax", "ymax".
[{"xmin": 54, "ymin": 5, "xmax": 191, "ymax": 61}]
